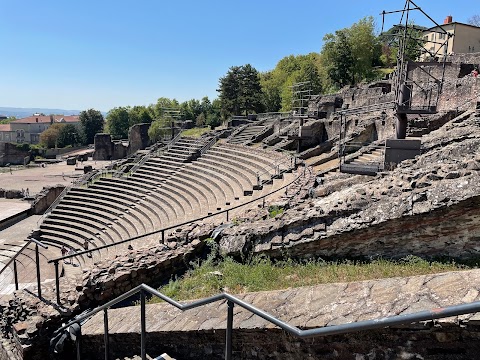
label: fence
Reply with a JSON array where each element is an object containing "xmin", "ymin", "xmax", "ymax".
[{"xmin": 54, "ymin": 282, "xmax": 480, "ymax": 360}]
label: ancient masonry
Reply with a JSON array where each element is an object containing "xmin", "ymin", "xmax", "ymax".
[{"xmin": 0, "ymin": 53, "xmax": 479, "ymax": 359}]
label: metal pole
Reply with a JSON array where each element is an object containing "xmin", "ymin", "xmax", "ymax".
[
  {"xmin": 226, "ymin": 210, "xmax": 229, "ymax": 222},
  {"xmin": 161, "ymin": 230, "xmax": 164, "ymax": 244},
  {"xmin": 225, "ymin": 300, "xmax": 234, "ymax": 360},
  {"xmin": 104, "ymin": 309, "xmax": 110, "ymax": 360},
  {"xmin": 13, "ymin": 260, "xmax": 18, "ymax": 291},
  {"xmin": 54, "ymin": 261, "xmax": 60, "ymax": 304},
  {"xmin": 35, "ymin": 244, "xmax": 41, "ymax": 298},
  {"xmin": 76, "ymin": 333, "xmax": 81, "ymax": 360},
  {"xmin": 140, "ymin": 290, "xmax": 146, "ymax": 360}
]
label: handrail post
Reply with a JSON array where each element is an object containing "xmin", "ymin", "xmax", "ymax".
[
  {"xmin": 54, "ymin": 260, "xmax": 60, "ymax": 304},
  {"xmin": 225, "ymin": 300, "xmax": 234, "ymax": 360},
  {"xmin": 104, "ymin": 309, "xmax": 110, "ymax": 360},
  {"xmin": 140, "ymin": 289, "xmax": 146, "ymax": 360},
  {"xmin": 13, "ymin": 260, "xmax": 18, "ymax": 291},
  {"xmin": 161, "ymin": 230, "xmax": 165, "ymax": 244},
  {"xmin": 35, "ymin": 244, "xmax": 41, "ymax": 298}
]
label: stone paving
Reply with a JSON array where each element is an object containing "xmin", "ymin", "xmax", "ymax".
[
  {"xmin": 82, "ymin": 269, "xmax": 480, "ymax": 336},
  {"xmin": 0, "ymin": 199, "xmax": 30, "ymax": 222},
  {"xmin": 0, "ymin": 159, "xmax": 110, "ymax": 195}
]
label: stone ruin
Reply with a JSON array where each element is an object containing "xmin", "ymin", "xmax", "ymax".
[
  {"xmin": 93, "ymin": 123, "xmax": 152, "ymax": 161},
  {"xmin": 0, "ymin": 53, "xmax": 480, "ymax": 359}
]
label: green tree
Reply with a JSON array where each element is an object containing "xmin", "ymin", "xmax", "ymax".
[
  {"xmin": 153, "ymin": 97, "xmax": 180, "ymax": 118},
  {"xmin": 148, "ymin": 117, "xmax": 172, "ymax": 142},
  {"xmin": 260, "ymin": 71, "xmax": 282, "ymax": 112},
  {"xmin": 180, "ymin": 99, "xmax": 202, "ymax": 121},
  {"xmin": 218, "ymin": 64, "xmax": 264, "ymax": 117},
  {"xmin": 39, "ymin": 123, "xmax": 63, "ymax": 148},
  {"xmin": 128, "ymin": 106, "xmax": 153, "ymax": 127},
  {"xmin": 106, "ymin": 107, "xmax": 130, "ymax": 139},
  {"xmin": 79, "ymin": 108, "xmax": 104, "ymax": 144},
  {"xmin": 347, "ymin": 16, "xmax": 379, "ymax": 82},
  {"xmin": 379, "ymin": 23, "xmax": 425, "ymax": 63},
  {"xmin": 195, "ymin": 112, "xmax": 206, "ymax": 127},
  {"xmin": 0, "ymin": 116, "xmax": 16, "ymax": 124},
  {"xmin": 322, "ymin": 30, "xmax": 355, "ymax": 88},
  {"xmin": 56, "ymin": 124, "xmax": 81, "ymax": 148}
]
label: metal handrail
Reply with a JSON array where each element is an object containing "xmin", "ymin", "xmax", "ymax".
[
  {"xmin": 199, "ymin": 136, "xmax": 218, "ymax": 155},
  {"xmin": 0, "ymin": 239, "xmax": 32, "ymax": 280},
  {"xmin": 53, "ymin": 283, "xmax": 480, "ymax": 360}
]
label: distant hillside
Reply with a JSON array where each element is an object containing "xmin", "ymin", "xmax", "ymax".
[{"xmin": 0, "ymin": 107, "xmax": 82, "ymax": 118}]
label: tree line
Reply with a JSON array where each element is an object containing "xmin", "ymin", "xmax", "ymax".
[{"xmin": 40, "ymin": 14, "xmax": 459, "ymax": 148}]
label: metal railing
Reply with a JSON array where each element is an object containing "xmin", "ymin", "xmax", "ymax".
[
  {"xmin": 47, "ymin": 160, "xmax": 309, "ymax": 304},
  {"xmin": 53, "ymin": 282, "xmax": 480, "ymax": 360},
  {"xmin": 0, "ymin": 238, "xmax": 48, "ymax": 299},
  {"xmin": 199, "ymin": 136, "xmax": 218, "ymax": 156}
]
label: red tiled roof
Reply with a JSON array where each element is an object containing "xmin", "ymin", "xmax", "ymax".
[
  {"xmin": 13, "ymin": 115, "xmax": 80, "ymax": 124},
  {"xmin": 0, "ymin": 124, "xmax": 12, "ymax": 131}
]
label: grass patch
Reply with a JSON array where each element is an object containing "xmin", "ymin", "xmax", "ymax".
[
  {"xmin": 148, "ymin": 255, "xmax": 470, "ymax": 303},
  {"xmin": 268, "ymin": 205, "xmax": 284, "ymax": 218},
  {"xmin": 181, "ymin": 127, "xmax": 210, "ymax": 138}
]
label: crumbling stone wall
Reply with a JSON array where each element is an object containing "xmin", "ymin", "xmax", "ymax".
[
  {"xmin": 93, "ymin": 124, "xmax": 152, "ymax": 160},
  {"xmin": 127, "ymin": 123, "xmax": 151, "ymax": 155},
  {"xmin": 93, "ymin": 134, "xmax": 113, "ymax": 161},
  {"xmin": 31, "ymin": 185, "xmax": 66, "ymax": 215},
  {"xmin": 0, "ymin": 143, "xmax": 30, "ymax": 166}
]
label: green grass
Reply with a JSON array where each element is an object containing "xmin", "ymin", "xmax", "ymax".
[
  {"xmin": 181, "ymin": 127, "xmax": 211, "ymax": 138},
  {"xmin": 148, "ymin": 255, "xmax": 470, "ymax": 303},
  {"xmin": 268, "ymin": 205, "xmax": 284, "ymax": 218}
]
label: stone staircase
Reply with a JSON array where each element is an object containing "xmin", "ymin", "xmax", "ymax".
[
  {"xmin": 227, "ymin": 118, "xmax": 276, "ymax": 145},
  {"xmin": 321, "ymin": 147, "xmax": 384, "ymax": 179}
]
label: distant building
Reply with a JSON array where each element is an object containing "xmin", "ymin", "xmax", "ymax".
[
  {"xmin": 0, "ymin": 115, "xmax": 80, "ymax": 144},
  {"xmin": 421, "ymin": 16, "xmax": 480, "ymax": 60},
  {"xmin": 0, "ymin": 115, "xmax": 7, "ymax": 120}
]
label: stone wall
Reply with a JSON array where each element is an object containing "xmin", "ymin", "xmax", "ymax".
[
  {"xmin": 80, "ymin": 269, "xmax": 480, "ymax": 360},
  {"xmin": 0, "ymin": 143, "xmax": 30, "ymax": 166},
  {"xmin": 93, "ymin": 134, "xmax": 113, "ymax": 161},
  {"xmin": 31, "ymin": 185, "xmax": 66, "ymax": 215},
  {"xmin": 127, "ymin": 123, "xmax": 151, "ymax": 155},
  {"xmin": 220, "ymin": 113, "xmax": 480, "ymax": 261},
  {"xmin": 93, "ymin": 124, "xmax": 152, "ymax": 160}
]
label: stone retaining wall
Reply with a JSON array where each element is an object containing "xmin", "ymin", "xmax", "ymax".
[{"xmin": 80, "ymin": 269, "xmax": 480, "ymax": 360}]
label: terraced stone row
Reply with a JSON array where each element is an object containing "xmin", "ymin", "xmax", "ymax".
[{"xmin": 36, "ymin": 139, "xmax": 293, "ymax": 272}]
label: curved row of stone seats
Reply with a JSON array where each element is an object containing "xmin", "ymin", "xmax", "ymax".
[
  {"xmin": 35, "ymin": 138, "xmax": 292, "ymax": 272},
  {"xmin": 219, "ymin": 143, "xmax": 291, "ymax": 167},
  {"xmin": 214, "ymin": 143, "xmax": 292, "ymax": 181},
  {"xmin": 35, "ymin": 136, "xmax": 208, "ymax": 267},
  {"xmin": 205, "ymin": 148, "xmax": 277, "ymax": 185},
  {"xmin": 0, "ymin": 241, "xmax": 55, "ymax": 290},
  {"xmin": 116, "ymin": 174, "xmax": 195, "ymax": 223},
  {"xmin": 104, "ymin": 178, "xmax": 183, "ymax": 224},
  {"xmin": 63, "ymin": 189, "xmax": 153, "ymax": 233},
  {"xmin": 85, "ymin": 182, "xmax": 164, "ymax": 228}
]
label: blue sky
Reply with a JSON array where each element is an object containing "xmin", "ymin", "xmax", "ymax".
[{"xmin": 0, "ymin": 0, "xmax": 475, "ymax": 112}]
